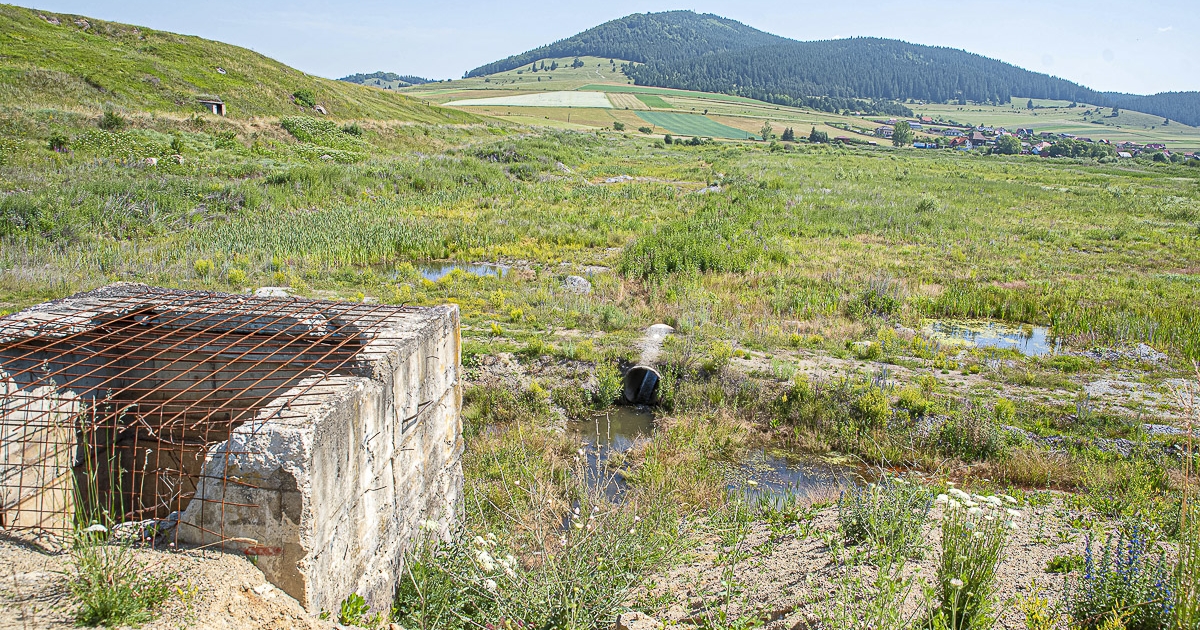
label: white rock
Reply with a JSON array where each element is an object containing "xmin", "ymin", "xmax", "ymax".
[
  {"xmin": 563, "ymin": 275, "xmax": 592, "ymax": 294},
  {"xmin": 253, "ymin": 286, "xmax": 292, "ymax": 298},
  {"xmin": 615, "ymin": 611, "xmax": 661, "ymax": 630}
]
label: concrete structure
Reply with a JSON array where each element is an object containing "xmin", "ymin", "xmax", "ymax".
[
  {"xmin": 0, "ymin": 284, "xmax": 462, "ymax": 614},
  {"xmin": 198, "ymin": 97, "xmax": 225, "ymax": 116}
]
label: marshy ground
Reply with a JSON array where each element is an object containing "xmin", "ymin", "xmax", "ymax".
[{"xmin": 1, "ymin": 103, "xmax": 1199, "ymax": 629}]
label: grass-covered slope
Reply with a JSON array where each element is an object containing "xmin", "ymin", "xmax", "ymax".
[{"xmin": 0, "ymin": 4, "xmax": 476, "ymax": 122}]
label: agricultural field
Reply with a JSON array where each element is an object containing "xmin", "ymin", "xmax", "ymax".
[
  {"xmin": 635, "ymin": 111, "xmax": 758, "ymax": 138},
  {"xmin": 446, "ymin": 90, "xmax": 613, "ymax": 108}
]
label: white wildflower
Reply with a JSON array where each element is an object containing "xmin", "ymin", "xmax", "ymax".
[
  {"xmin": 84, "ymin": 523, "xmax": 108, "ymax": 534},
  {"xmin": 964, "ymin": 500, "xmax": 978, "ymax": 508},
  {"xmin": 948, "ymin": 488, "xmax": 970, "ymax": 501},
  {"xmin": 950, "ymin": 578, "xmax": 964, "ymax": 588},
  {"xmin": 747, "ymin": 479, "xmax": 758, "ymax": 487},
  {"xmin": 484, "ymin": 578, "xmax": 497, "ymax": 592},
  {"xmin": 1000, "ymin": 494, "xmax": 1017, "ymax": 504},
  {"xmin": 476, "ymin": 550, "xmax": 496, "ymax": 572},
  {"xmin": 948, "ymin": 498, "xmax": 961, "ymax": 509},
  {"xmin": 633, "ymin": 516, "xmax": 641, "ymax": 522},
  {"xmin": 936, "ymin": 494, "xmax": 949, "ymax": 504},
  {"xmin": 969, "ymin": 507, "xmax": 983, "ymax": 516},
  {"xmin": 1007, "ymin": 520, "xmax": 1019, "ymax": 530},
  {"xmin": 1006, "ymin": 509, "xmax": 1022, "ymax": 518},
  {"xmin": 473, "ymin": 536, "xmax": 487, "ymax": 547},
  {"xmin": 973, "ymin": 531, "xmax": 984, "ymax": 539}
]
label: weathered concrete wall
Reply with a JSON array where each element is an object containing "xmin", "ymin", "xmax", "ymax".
[{"xmin": 178, "ymin": 304, "xmax": 462, "ymax": 614}]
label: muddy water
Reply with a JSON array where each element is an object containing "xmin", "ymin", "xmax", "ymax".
[
  {"xmin": 922, "ymin": 319, "xmax": 1059, "ymax": 357},
  {"xmin": 566, "ymin": 406, "xmax": 655, "ymax": 501},
  {"xmin": 728, "ymin": 449, "xmax": 860, "ymax": 508}
]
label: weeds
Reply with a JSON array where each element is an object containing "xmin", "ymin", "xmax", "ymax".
[
  {"xmin": 69, "ymin": 531, "xmax": 175, "ymax": 627},
  {"xmin": 838, "ymin": 476, "xmax": 931, "ymax": 558},
  {"xmin": 1066, "ymin": 525, "xmax": 1173, "ymax": 630},
  {"xmin": 930, "ymin": 490, "xmax": 1015, "ymax": 629}
]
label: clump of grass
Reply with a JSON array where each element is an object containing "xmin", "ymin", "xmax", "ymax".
[
  {"xmin": 929, "ymin": 489, "xmax": 1016, "ymax": 629},
  {"xmin": 837, "ymin": 475, "xmax": 931, "ymax": 558},
  {"xmin": 98, "ymin": 109, "xmax": 125, "ymax": 131},
  {"xmin": 1066, "ymin": 525, "xmax": 1173, "ymax": 630},
  {"xmin": 69, "ymin": 530, "xmax": 175, "ymax": 627}
]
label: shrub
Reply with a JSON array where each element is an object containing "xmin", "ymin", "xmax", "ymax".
[
  {"xmin": 593, "ymin": 362, "xmax": 621, "ymax": 408},
  {"xmin": 637, "ymin": 126, "xmax": 653, "ymax": 134},
  {"xmin": 896, "ymin": 386, "xmax": 929, "ymax": 416},
  {"xmin": 916, "ymin": 195, "xmax": 940, "ymax": 213},
  {"xmin": 70, "ymin": 536, "xmax": 174, "ymax": 627},
  {"xmin": 226, "ymin": 268, "xmax": 247, "ymax": 286},
  {"xmin": 48, "ymin": 132, "xmax": 70, "ymax": 152},
  {"xmin": 936, "ymin": 406, "xmax": 1002, "ymax": 461},
  {"xmin": 851, "ymin": 385, "xmax": 891, "ymax": 432},
  {"xmin": 932, "ymin": 492, "xmax": 1015, "ymax": 629},
  {"xmin": 612, "ymin": 122, "xmax": 625, "ymax": 131},
  {"xmin": 293, "ymin": 88, "xmax": 316, "ymax": 108},
  {"xmin": 338, "ymin": 592, "xmax": 381, "ymax": 626},
  {"xmin": 1067, "ymin": 525, "xmax": 1173, "ymax": 630},
  {"xmin": 193, "ymin": 258, "xmax": 214, "ymax": 278},
  {"xmin": 170, "ymin": 134, "xmax": 184, "ymax": 154},
  {"xmin": 341, "ymin": 122, "xmax": 364, "ymax": 136},
  {"xmin": 837, "ymin": 476, "xmax": 930, "ymax": 557},
  {"xmin": 98, "ymin": 109, "xmax": 125, "ymax": 131},
  {"xmin": 703, "ymin": 340, "xmax": 734, "ymax": 374}
]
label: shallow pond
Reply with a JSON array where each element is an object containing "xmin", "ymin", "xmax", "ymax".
[
  {"xmin": 922, "ymin": 319, "xmax": 1059, "ymax": 356},
  {"xmin": 566, "ymin": 406, "xmax": 655, "ymax": 501},
  {"xmin": 727, "ymin": 448, "xmax": 860, "ymax": 508},
  {"xmin": 414, "ymin": 262, "xmax": 508, "ymax": 282}
]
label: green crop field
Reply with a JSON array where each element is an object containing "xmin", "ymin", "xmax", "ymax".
[
  {"xmin": 635, "ymin": 111, "xmax": 757, "ymax": 138},
  {"xmin": 634, "ymin": 94, "xmax": 672, "ymax": 109}
]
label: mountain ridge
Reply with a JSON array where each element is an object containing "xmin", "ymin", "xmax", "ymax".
[{"xmin": 466, "ymin": 11, "xmax": 1200, "ymax": 126}]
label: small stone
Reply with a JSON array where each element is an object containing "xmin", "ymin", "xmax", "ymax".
[
  {"xmin": 314, "ymin": 104, "xmax": 328, "ymax": 115},
  {"xmin": 615, "ymin": 611, "xmax": 661, "ymax": 630},
  {"xmin": 252, "ymin": 583, "xmax": 274, "ymax": 596},
  {"xmin": 254, "ymin": 287, "xmax": 292, "ymax": 298},
  {"xmin": 143, "ymin": 157, "xmax": 158, "ymax": 166},
  {"xmin": 563, "ymin": 275, "xmax": 592, "ymax": 295}
]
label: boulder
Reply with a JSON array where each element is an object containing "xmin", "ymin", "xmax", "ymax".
[{"xmin": 563, "ymin": 275, "xmax": 592, "ymax": 295}]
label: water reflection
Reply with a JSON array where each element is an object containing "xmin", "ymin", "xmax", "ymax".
[
  {"xmin": 566, "ymin": 406, "xmax": 655, "ymax": 501},
  {"xmin": 415, "ymin": 262, "xmax": 508, "ymax": 282},
  {"xmin": 728, "ymin": 448, "xmax": 859, "ymax": 508},
  {"xmin": 922, "ymin": 319, "xmax": 1059, "ymax": 356}
]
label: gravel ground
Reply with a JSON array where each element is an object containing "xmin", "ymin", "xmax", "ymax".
[
  {"xmin": 0, "ymin": 535, "xmax": 332, "ymax": 630},
  {"xmin": 637, "ymin": 494, "xmax": 1099, "ymax": 630}
]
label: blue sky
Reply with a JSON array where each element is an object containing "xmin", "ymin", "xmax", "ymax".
[{"xmin": 13, "ymin": 0, "xmax": 1197, "ymax": 95}]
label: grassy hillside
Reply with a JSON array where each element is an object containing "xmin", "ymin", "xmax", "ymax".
[{"xmin": 0, "ymin": 4, "xmax": 476, "ymax": 122}]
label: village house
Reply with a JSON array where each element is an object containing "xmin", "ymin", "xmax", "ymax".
[{"xmin": 875, "ymin": 126, "xmax": 894, "ymax": 138}]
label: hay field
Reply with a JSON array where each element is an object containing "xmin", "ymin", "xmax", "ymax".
[{"xmin": 447, "ymin": 91, "xmax": 613, "ymax": 108}]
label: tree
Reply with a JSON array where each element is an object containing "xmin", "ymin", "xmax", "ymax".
[
  {"xmin": 994, "ymin": 134, "xmax": 1021, "ymax": 155},
  {"xmin": 1111, "ymin": 106, "xmax": 1120, "ymax": 117},
  {"xmin": 1027, "ymin": 99, "xmax": 1034, "ymax": 109},
  {"xmin": 759, "ymin": 121, "xmax": 773, "ymax": 141},
  {"xmin": 892, "ymin": 120, "xmax": 913, "ymax": 146},
  {"xmin": 612, "ymin": 122, "xmax": 625, "ymax": 131},
  {"xmin": 572, "ymin": 57, "xmax": 584, "ymax": 68},
  {"xmin": 663, "ymin": 134, "xmax": 673, "ymax": 144},
  {"xmin": 781, "ymin": 127, "xmax": 795, "ymax": 142},
  {"xmin": 809, "ymin": 126, "xmax": 828, "ymax": 143}
]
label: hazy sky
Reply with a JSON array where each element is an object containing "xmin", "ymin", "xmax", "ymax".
[{"xmin": 14, "ymin": 0, "xmax": 1197, "ymax": 95}]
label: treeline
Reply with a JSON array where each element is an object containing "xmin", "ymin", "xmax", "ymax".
[
  {"xmin": 338, "ymin": 72, "xmax": 432, "ymax": 86},
  {"xmin": 1104, "ymin": 91, "xmax": 1200, "ymax": 127},
  {"xmin": 625, "ymin": 38, "xmax": 1099, "ymax": 106},
  {"xmin": 464, "ymin": 11, "xmax": 784, "ymax": 77}
]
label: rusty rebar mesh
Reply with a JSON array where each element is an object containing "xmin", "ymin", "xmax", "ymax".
[{"xmin": 0, "ymin": 285, "xmax": 413, "ymax": 543}]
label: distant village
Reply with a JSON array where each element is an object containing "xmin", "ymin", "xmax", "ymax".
[{"xmin": 858, "ymin": 116, "xmax": 1195, "ymax": 160}]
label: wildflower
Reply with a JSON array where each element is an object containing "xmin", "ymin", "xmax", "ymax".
[
  {"xmin": 577, "ymin": 448, "xmax": 585, "ymax": 455},
  {"xmin": 84, "ymin": 523, "xmax": 108, "ymax": 534},
  {"xmin": 1005, "ymin": 508, "xmax": 1022, "ymax": 518},
  {"xmin": 1000, "ymin": 494, "xmax": 1017, "ymax": 504},
  {"xmin": 573, "ymin": 507, "xmax": 580, "ymax": 515},
  {"xmin": 948, "ymin": 488, "xmax": 970, "ymax": 501},
  {"xmin": 484, "ymin": 578, "xmax": 497, "ymax": 592},
  {"xmin": 486, "ymin": 533, "xmax": 497, "ymax": 543},
  {"xmin": 973, "ymin": 531, "xmax": 984, "ymax": 539},
  {"xmin": 948, "ymin": 498, "xmax": 961, "ymax": 509},
  {"xmin": 420, "ymin": 519, "xmax": 440, "ymax": 532},
  {"xmin": 633, "ymin": 516, "xmax": 641, "ymax": 522},
  {"xmin": 592, "ymin": 506, "xmax": 599, "ymax": 513},
  {"xmin": 969, "ymin": 507, "xmax": 983, "ymax": 516},
  {"xmin": 963, "ymin": 500, "xmax": 978, "ymax": 508},
  {"xmin": 473, "ymin": 536, "xmax": 487, "ymax": 547},
  {"xmin": 1007, "ymin": 520, "xmax": 1019, "ymax": 530},
  {"xmin": 476, "ymin": 550, "xmax": 497, "ymax": 572},
  {"xmin": 747, "ymin": 480, "xmax": 758, "ymax": 487},
  {"xmin": 950, "ymin": 578, "xmax": 964, "ymax": 589},
  {"xmin": 936, "ymin": 494, "xmax": 949, "ymax": 503},
  {"xmin": 574, "ymin": 521, "xmax": 583, "ymax": 529}
]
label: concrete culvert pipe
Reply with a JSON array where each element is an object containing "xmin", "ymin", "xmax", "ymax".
[{"xmin": 622, "ymin": 365, "xmax": 662, "ymax": 405}]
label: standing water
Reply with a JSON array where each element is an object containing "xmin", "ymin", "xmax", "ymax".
[
  {"xmin": 922, "ymin": 319, "xmax": 1059, "ymax": 356},
  {"xmin": 566, "ymin": 406, "xmax": 655, "ymax": 501},
  {"xmin": 729, "ymin": 448, "xmax": 859, "ymax": 508},
  {"xmin": 416, "ymin": 262, "xmax": 508, "ymax": 282}
]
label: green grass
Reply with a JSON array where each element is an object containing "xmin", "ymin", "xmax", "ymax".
[
  {"xmin": 634, "ymin": 94, "xmax": 672, "ymax": 109},
  {"xmin": 634, "ymin": 111, "xmax": 757, "ymax": 138},
  {"xmin": 0, "ymin": 4, "xmax": 475, "ymax": 123}
]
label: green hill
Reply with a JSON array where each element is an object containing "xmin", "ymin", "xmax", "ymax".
[
  {"xmin": 0, "ymin": 4, "xmax": 475, "ymax": 122},
  {"xmin": 469, "ymin": 10, "xmax": 1200, "ymax": 126}
]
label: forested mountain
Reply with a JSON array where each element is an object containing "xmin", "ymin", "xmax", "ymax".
[
  {"xmin": 339, "ymin": 72, "xmax": 432, "ymax": 87},
  {"xmin": 465, "ymin": 11, "xmax": 786, "ymax": 78},
  {"xmin": 468, "ymin": 11, "xmax": 1200, "ymax": 126}
]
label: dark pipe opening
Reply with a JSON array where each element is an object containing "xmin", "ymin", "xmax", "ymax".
[{"xmin": 622, "ymin": 365, "xmax": 661, "ymax": 405}]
